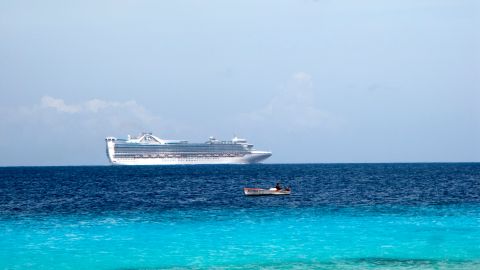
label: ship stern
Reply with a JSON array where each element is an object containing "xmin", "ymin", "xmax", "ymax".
[{"xmin": 105, "ymin": 137, "xmax": 116, "ymax": 164}]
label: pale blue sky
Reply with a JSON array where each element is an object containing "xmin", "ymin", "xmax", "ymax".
[{"xmin": 0, "ymin": 0, "xmax": 479, "ymax": 165}]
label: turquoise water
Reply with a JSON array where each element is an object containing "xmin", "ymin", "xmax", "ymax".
[
  {"xmin": 2, "ymin": 206, "xmax": 480, "ymax": 269},
  {"xmin": 1, "ymin": 164, "xmax": 480, "ymax": 269}
]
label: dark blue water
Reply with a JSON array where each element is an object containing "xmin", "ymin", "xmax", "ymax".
[{"xmin": 1, "ymin": 163, "xmax": 480, "ymax": 269}]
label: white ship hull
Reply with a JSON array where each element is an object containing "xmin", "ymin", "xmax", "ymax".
[{"xmin": 108, "ymin": 151, "xmax": 271, "ymax": 165}]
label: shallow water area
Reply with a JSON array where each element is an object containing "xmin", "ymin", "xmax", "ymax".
[{"xmin": 1, "ymin": 163, "xmax": 479, "ymax": 269}]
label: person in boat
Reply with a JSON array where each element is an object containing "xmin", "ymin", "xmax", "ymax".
[
  {"xmin": 275, "ymin": 182, "xmax": 282, "ymax": 191},
  {"xmin": 284, "ymin": 186, "xmax": 290, "ymax": 191}
]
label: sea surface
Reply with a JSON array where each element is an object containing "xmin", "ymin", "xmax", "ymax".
[{"xmin": 1, "ymin": 163, "xmax": 480, "ymax": 269}]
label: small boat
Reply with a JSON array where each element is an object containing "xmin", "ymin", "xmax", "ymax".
[{"xmin": 243, "ymin": 187, "xmax": 291, "ymax": 196}]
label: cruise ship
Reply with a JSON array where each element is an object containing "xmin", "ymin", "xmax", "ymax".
[{"xmin": 105, "ymin": 133, "xmax": 272, "ymax": 165}]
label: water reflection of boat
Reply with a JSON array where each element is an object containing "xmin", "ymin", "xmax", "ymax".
[{"xmin": 243, "ymin": 187, "xmax": 291, "ymax": 196}]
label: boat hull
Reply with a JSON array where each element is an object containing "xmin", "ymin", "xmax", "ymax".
[
  {"xmin": 243, "ymin": 188, "xmax": 291, "ymax": 196},
  {"xmin": 109, "ymin": 151, "xmax": 272, "ymax": 165}
]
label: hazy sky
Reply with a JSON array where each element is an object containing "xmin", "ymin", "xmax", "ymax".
[{"xmin": 1, "ymin": 0, "xmax": 479, "ymax": 165}]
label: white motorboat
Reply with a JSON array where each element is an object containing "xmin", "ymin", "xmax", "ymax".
[{"xmin": 243, "ymin": 187, "xmax": 291, "ymax": 196}]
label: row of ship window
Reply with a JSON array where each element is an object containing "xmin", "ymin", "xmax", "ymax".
[
  {"xmin": 114, "ymin": 153, "xmax": 245, "ymax": 158},
  {"xmin": 114, "ymin": 146, "xmax": 247, "ymax": 151}
]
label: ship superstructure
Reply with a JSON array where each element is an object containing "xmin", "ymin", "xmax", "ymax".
[{"xmin": 105, "ymin": 133, "xmax": 272, "ymax": 165}]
